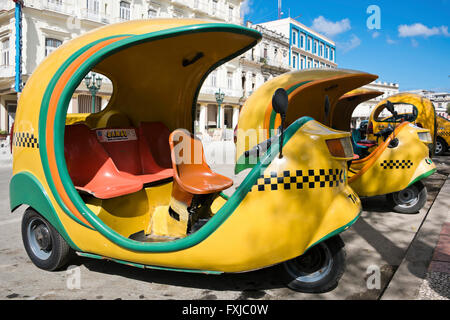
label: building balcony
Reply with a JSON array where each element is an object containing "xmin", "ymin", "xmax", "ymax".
[
  {"xmin": 41, "ymin": 1, "xmax": 75, "ymax": 16},
  {"xmin": 0, "ymin": 65, "xmax": 14, "ymax": 79},
  {"xmin": 200, "ymin": 85, "xmax": 243, "ymax": 100},
  {"xmin": 80, "ymin": 9, "xmax": 110, "ymax": 24},
  {"xmin": 241, "ymin": 53, "xmax": 290, "ymax": 70}
]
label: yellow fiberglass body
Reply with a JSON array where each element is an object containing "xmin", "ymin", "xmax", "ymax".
[
  {"xmin": 348, "ymin": 122, "xmax": 435, "ymax": 197},
  {"xmin": 9, "ymin": 19, "xmax": 361, "ymax": 277},
  {"xmin": 238, "ymin": 69, "xmax": 436, "ymax": 211}
]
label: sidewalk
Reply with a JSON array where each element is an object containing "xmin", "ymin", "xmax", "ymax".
[{"xmin": 381, "ymin": 175, "xmax": 450, "ymax": 300}]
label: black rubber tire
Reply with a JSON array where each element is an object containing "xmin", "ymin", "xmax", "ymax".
[
  {"xmin": 387, "ymin": 181, "xmax": 427, "ymax": 214},
  {"xmin": 281, "ymin": 235, "xmax": 346, "ymax": 293},
  {"xmin": 435, "ymin": 137, "xmax": 447, "ymax": 156},
  {"xmin": 21, "ymin": 208, "xmax": 73, "ymax": 271}
]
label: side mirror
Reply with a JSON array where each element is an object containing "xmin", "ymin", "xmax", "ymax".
[
  {"xmin": 272, "ymin": 88, "xmax": 289, "ymax": 115},
  {"xmin": 272, "ymin": 88, "xmax": 289, "ymax": 158}
]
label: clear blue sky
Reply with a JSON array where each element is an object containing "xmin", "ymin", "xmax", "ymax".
[{"xmin": 242, "ymin": 0, "xmax": 450, "ymax": 92}]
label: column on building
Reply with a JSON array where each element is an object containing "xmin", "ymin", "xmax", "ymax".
[
  {"xmin": 198, "ymin": 103, "xmax": 207, "ymax": 133},
  {"xmin": 232, "ymin": 105, "xmax": 239, "ymax": 129},
  {"xmin": 218, "ymin": 103, "xmax": 225, "ymax": 129}
]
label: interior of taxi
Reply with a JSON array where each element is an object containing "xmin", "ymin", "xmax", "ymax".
[{"xmin": 64, "ymin": 110, "xmax": 233, "ymax": 242}]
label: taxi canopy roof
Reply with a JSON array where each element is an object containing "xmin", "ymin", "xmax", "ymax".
[
  {"xmin": 20, "ymin": 19, "xmax": 261, "ymax": 131},
  {"xmin": 333, "ymin": 89, "xmax": 383, "ymax": 131}
]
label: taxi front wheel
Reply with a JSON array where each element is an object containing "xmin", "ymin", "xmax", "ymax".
[
  {"xmin": 387, "ymin": 181, "xmax": 427, "ymax": 214},
  {"xmin": 281, "ymin": 236, "xmax": 346, "ymax": 293},
  {"xmin": 21, "ymin": 208, "xmax": 73, "ymax": 271}
]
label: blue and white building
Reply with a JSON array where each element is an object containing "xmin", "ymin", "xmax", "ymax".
[{"xmin": 257, "ymin": 17, "xmax": 337, "ymax": 70}]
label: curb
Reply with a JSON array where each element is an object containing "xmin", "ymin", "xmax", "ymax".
[{"xmin": 381, "ymin": 175, "xmax": 450, "ymax": 300}]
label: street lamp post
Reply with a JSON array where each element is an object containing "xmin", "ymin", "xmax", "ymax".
[
  {"xmin": 84, "ymin": 72, "xmax": 103, "ymax": 113},
  {"xmin": 215, "ymin": 89, "xmax": 225, "ymax": 129}
]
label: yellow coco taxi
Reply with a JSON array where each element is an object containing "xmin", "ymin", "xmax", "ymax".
[
  {"xmin": 366, "ymin": 93, "xmax": 437, "ymax": 155},
  {"xmin": 237, "ymin": 69, "xmax": 436, "ymax": 213},
  {"xmin": 9, "ymin": 19, "xmax": 361, "ymax": 293},
  {"xmin": 435, "ymin": 115, "xmax": 450, "ymax": 155}
]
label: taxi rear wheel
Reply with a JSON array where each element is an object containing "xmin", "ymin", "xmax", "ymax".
[
  {"xmin": 22, "ymin": 208, "xmax": 73, "ymax": 271},
  {"xmin": 435, "ymin": 138, "xmax": 447, "ymax": 156},
  {"xmin": 281, "ymin": 236, "xmax": 346, "ymax": 293},
  {"xmin": 387, "ymin": 181, "xmax": 427, "ymax": 214}
]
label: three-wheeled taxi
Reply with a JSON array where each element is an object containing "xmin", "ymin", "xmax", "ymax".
[
  {"xmin": 10, "ymin": 19, "xmax": 362, "ymax": 293},
  {"xmin": 237, "ymin": 69, "xmax": 436, "ymax": 213}
]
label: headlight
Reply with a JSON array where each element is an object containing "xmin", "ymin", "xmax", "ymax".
[
  {"xmin": 326, "ymin": 137, "xmax": 354, "ymax": 159},
  {"xmin": 417, "ymin": 132, "xmax": 432, "ymax": 143}
]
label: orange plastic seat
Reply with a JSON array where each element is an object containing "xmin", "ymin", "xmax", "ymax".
[{"xmin": 169, "ymin": 129, "xmax": 233, "ymax": 195}]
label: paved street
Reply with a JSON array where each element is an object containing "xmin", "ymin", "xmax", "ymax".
[{"xmin": 0, "ymin": 153, "xmax": 449, "ymax": 300}]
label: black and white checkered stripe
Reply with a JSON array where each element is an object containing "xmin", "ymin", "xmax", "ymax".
[
  {"xmin": 13, "ymin": 132, "xmax": 39, "ymax": 149},
  {"xmin": 380, "ymin": 160, "xmax": 413, "ymax": 169},
  {"xmin": 251, "ymin": 169, "xmax": 345, "ymax": 192}
]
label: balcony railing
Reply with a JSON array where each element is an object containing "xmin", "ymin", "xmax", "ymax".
[
  {"xmin": 80, "ymin": 9, "xmax": 110, "ymax": 24},
  {"xmin": 42, "ymin": 1, "xmax": 74, "ymax": 15},
  {"xmin": 200, "ymin": 85, "xmax": 243, "ymax": 99},
  {"xmin": 242, "ymin": 53, "xmax": 290, "ymax": 70}
]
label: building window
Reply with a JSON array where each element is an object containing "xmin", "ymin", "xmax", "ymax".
[
  {"xmin": 86, "ymin": 0, "xmax": 99, "ymax": 14},
  {"xmin": 212, "ymin": 0, "xmax": 218, "ymax": 15},
  {"xmin": 1, "ymin": 38, "xmax": 9, "ymax": 66},
  {"xmin": 120, "ymin": 1, "xmax": 130, "ymax": 20},
  {"xmin": 227, "ymin": 72, "xmax": 233, "ymax": 90},
  {"xmin": 313, "ymin": 40, "xmax": 317, "ymax": 54},
  {"xmin": 319, "ymin": 44, "xmax": 323, "ymax": 57},
  {"xmin": 228, "ymin": 6, "xmax": 233, "ymax": 21},
  {"xmin": 45, "ymin": 38, "xmax": 62, "ymax": 56},
  {"xmin": 330, "ymin": 48, "xmax": 334, "ymax": 61},
  {"xmin": 210, "ymin": 70, "xmax": 217, "ymax": 87},
  {"xmin": 292, "ymin": 30, "xmax": 298, "ymax": 46},
  {"xmin": 300, "ymin": 56, "xmax": 305, "ymax": 69},
  {"xmin": 292, "ymin": 55, "xmax": 297, "ymax": 69},
  {"xmin": 263, "ymin": 47, "xmax": 268, "ymax": 58},
  {"xmin": 307, "ymin": 37, "xmax": 311, "ymax": 51},
  {"xmin": 325, "ymin": 46, "xmax": 329, "ymax": 59},
  {"xmin": 148, "ymin": 8, "xmax": 157, "ymax": 18},
  {"xmin": 300, "ymin": 34, "xmax": 304, "ymax": 48}
]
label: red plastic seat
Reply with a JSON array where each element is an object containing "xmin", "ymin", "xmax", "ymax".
[
  {"xmin": 138, "ymin": 122, "xmax": 172, "ymax": 169},
  {"xmin": 95, "ymin": 127, "xmax": 173, "ymax": 185},
  {"xmin": 64, "ymin": 124, "xmax": 143, "ymax": 199},
  {"xmin": 358, "ymin": 139, "xmax": 377, "ymax": 147}
]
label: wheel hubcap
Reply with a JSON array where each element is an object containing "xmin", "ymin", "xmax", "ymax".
[
  {"xmin": 284, "ymin": 243, "xmax": 333, "ymax": 283},
  {"xmin": 27, "ymin": 218, "xmax": 52, "ymax": 260},
  {"xmin": 435, "ymin": 141, "xmax": 443, "ymax": 154},
  {"xmin": 393, "ymin": 186, "xmax": 419, "ymax": 208}
]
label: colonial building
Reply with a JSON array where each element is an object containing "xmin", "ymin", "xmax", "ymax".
[
  {"xmin": 408, "ymin": 90, "xmax": 450, "ymax": 118},
  {"xmin": 0, "ymin": 1, "xmax": 342, "ymax": 138},
  {"xmin": 257, "ymin": 17, "xmax": 337, "ymax": 70},
  {"xmin": 0, "ymin": 0, "xmax": 244, "ymax": 134}
]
